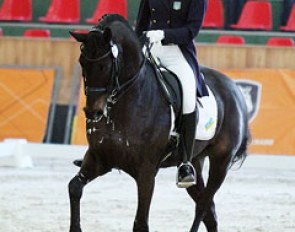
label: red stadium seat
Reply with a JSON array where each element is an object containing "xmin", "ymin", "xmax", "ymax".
[
  {"xmin": 0, "ymin": 0, "xmax": 32, "ymax": 21},
  {"xmin": 280, "ymin": 4, "xmax": 295, "ymax": 31},
  {"xmin": 71, "ymin": 29, "xmax": 88, "ymax": 34},
  {"xmin": 202, "ymin": 0, "xmax": 224, "ymax": 29},
  {"xmin": 231, "ymin": 1, "xmax": 273, "ymax": 31},
  {"xmin": 216, "ymin": 35, "xmax": 245, "ymax": 44},
  {"xmin": 39, "ymin": 0, "xmax": 80, "ymax": 24},
  {"xmin": 266, "ymin": 37, "xmax": 295, "ymax": 47},
  {"xmin": 86, "ymin": 0, "xmax": 128, "ymax": 24},
  {"xmin": 23, "ymin": 29, "xmax": 51, "ymax": 38}
]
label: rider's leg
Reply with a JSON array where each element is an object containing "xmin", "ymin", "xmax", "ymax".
[
  {"xmin": 152, "ymin": 44, "xmax": 197, "ymax": 188},
  {"xmin": 177, "ymin": 110, "xmax": 197, "ymax": 188}
]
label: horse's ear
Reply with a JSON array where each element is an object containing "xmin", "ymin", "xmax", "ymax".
[
  {"xmin": 103, "ymin": 27, "xmax": 112, "ymax": 43},
  {"xmin": 69, "ymin": 31, "xmax": 88, "ymax": 42}
]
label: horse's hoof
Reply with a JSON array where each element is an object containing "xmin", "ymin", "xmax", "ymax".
[{"xmin": 69, "ymin": 226, "xmax": 82, "ymax": 232}]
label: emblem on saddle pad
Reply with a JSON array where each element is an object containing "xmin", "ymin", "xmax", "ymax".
[{"xmin": 235, "ymin": 80, "xmax": 262, "ymax": 123}]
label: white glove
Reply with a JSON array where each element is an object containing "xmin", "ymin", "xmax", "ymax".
[{"xmin": 146, "ymin": 30, "xmax": 164, "ymax": 43}]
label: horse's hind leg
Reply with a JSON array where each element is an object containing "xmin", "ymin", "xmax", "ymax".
[
  {"xmin": 133, "ymin": 166, "xmax": 156, "ymax": 232},
  {"xmin": 69, "ymin": 150, "xmax": 110, "ymax": 232},
  {"xmin": 188, "ymin": 154, "xmax": 231, "ymax": 232},
  {"xmin": 186, "ymin": 157, "xmax": 206, "ymax": 231},
  {"xmin": 200, "ymin": 154, "xmax": 232, "ymax": 232}
]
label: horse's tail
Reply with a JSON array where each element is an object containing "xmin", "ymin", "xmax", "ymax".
[{"xmin": 230, "ymin": 125, "xmax": 252, "ymax": 168}]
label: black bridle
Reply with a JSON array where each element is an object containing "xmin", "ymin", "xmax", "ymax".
[
  {"xmin": 80, "ymin": 35, "xmax": 144, "ymax": 126},
  {"xmin": 80, "ymin": 40, "xmax": 120, "ymax": 97}
]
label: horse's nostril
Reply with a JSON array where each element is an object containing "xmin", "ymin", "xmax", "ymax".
[
  {"xmin": 84, "ymin": 108, "xmax": 103, "ymax": 120},
  {"xmin": 97, "ymin": 109, "xmax": 104, "ymax": 115}
]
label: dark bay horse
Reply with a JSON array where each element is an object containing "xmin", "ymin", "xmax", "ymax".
[{"xmin": 69, "ymin": 14, "xmax": 250, "ymax": 232}]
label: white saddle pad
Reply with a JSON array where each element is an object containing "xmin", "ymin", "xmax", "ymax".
[
  {"xmin": 195, "ymin": 86, "xmax": 218, "ymax": 140},
  {"xmin": 169, "ymin": 86, "xmax": 218, "ymax": 141}
]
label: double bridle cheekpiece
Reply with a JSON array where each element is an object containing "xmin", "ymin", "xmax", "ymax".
[
  {"xmin": 81, "ymin": 27, "xmax": 144, "ymax": 135},
  {"xmin": 81, "ymin": 27, "xmax": 121, "ymax": 98}
]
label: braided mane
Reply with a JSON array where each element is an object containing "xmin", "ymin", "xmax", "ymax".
[
  {"xmin": 93, "ymin": 13, "xmax": 140, "ymax": 50},
  {"xmin": 96, "ymin": 14, "xmax": 134, "ymax": 32}
]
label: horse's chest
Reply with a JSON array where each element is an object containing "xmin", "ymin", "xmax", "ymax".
[
  {"xmin": 88, "ymin": 129, "xmax": 130, "ymax": 149},
  {"xmin": 88, "ymin": 129, "xmax": 140, "ymax": 170}
]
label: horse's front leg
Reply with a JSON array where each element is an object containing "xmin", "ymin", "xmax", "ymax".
[
  {"xmin": 68, "ymin": 150, "xmax": 110, "ymax": 232},
  {"xmin": 68, "ymin": 172, "xmax": 87, "ymax": 232},
  {"xmin": 133, "ymin": 166, "xmax": 156, "ymax": 232}
]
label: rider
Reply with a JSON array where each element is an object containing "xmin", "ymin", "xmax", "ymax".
[{"xmin": 135, "ymin": 0, "xmax": 208, "ymax": 188}]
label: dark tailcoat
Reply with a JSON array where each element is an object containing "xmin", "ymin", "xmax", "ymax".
[
  {"xmin": 225, "ymin": 0, "xmax": 246, "ymax": 29},
  {"xmin": 135, "ymin": 0, "xmax": 209, "ymax": 97},
  {"xmin": 281, "ymin": 0, "xmax": 295, "ymax": 25}
]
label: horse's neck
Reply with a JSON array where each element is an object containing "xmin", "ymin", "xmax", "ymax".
[
  {"xmin": 133, "ymin": 61, "xmax": 163, "ymax": 103},
  {"xmin": 111, "ymin": 25, "xmax": 143, "ymax": 79},
  {"xmin": 120, "ymin": 42, "xmax": 143, "ymax": 79}
]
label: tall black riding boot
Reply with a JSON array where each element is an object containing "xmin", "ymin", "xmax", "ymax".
[{"xmin": 177, "ymin": 111, "xmax": 197, "ymax": 188}]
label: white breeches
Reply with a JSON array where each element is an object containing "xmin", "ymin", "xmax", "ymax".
[{"xmin": 150, "ymin": 43, "xmax": 196, "ymax": 114}]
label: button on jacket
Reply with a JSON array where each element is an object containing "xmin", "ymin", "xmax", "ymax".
[{"xmin": 135, "ymin": 0, "xmax": 209, "ymax": 97}]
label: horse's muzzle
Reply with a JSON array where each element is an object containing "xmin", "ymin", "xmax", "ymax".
[
  {"xmin": 84, "ymin": 94, "xmax": 108, "ymax": 120},
  {"xmin": 83, "ymin": 107, "xmax": 104, "ymax": 121}
]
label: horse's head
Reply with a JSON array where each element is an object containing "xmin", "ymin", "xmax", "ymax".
[
  {"xmin": 70, "ymin": 14, "xmax": 143, "ymax": 121},
  {"xmin": 70, "ymin": 28, "xmax": 117, "ymax": 118}
]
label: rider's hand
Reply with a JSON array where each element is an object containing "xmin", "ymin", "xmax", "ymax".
[{"xmin": 146, "ymin": 30, "xmax": 164, "ymax": 43}]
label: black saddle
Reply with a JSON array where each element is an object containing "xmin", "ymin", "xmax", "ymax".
[
  {"xmin": 145, "ymin": 44, "xmax": 207, "ymax": 132},
  {"xmin": 149, "ymin": 61, "xmax": 183, "ymax": 128}
]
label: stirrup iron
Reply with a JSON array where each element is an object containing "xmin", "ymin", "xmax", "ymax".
[{"xmin": 176, "ymin": 162, "xmax": 196, "ymax": 188}]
